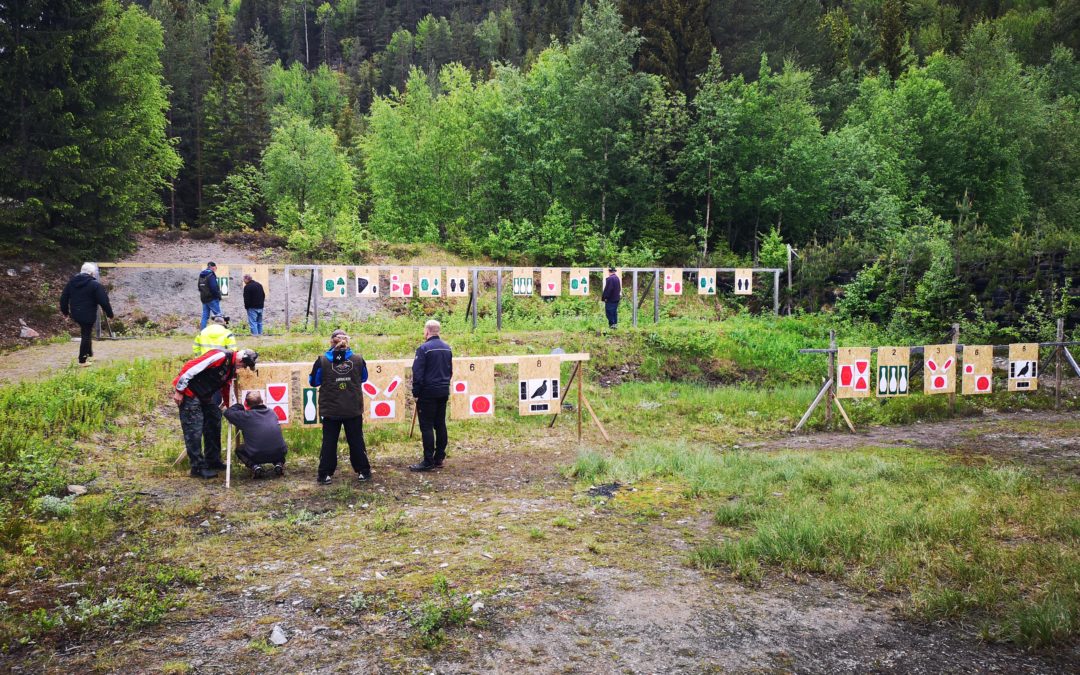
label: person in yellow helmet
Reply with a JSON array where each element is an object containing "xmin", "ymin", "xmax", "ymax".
[{"xmin": 193, "ymin": 314, "xmax": 237, "ymax": 355}]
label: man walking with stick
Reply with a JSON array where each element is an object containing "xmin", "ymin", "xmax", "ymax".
[{"xmin": 410, "ymin": 320, "xmax": 453, "ymax": 472}]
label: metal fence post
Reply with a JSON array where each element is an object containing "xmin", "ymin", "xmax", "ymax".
[
  {"xmin": 313, "ymin": 267, "xmax": 320, "ymax": 332},
  {"xmin": 496, "ymin": 268, "xmax": 503, "ymax": 332},
  {"xmin": 284, "ymin": 266, "xmax": 291, "ymax": 332},
  {"xmin": 471, "ymin": 268, "xmax": 478, "ymax": 332},
  {"xmin": 773, "ymin": 270, "xmax": 780, "ymax": 316},
  {"xmin": 632, "ymin": 270, "xmax": 638, "ymax": 327},
  {"xmin": 653, "ymin": 269, "xmax": 660, "ymax": 324}
]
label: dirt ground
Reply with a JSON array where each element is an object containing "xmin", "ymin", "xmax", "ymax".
[{"xmin": 2, "ymin": 406, "xmax": 1077, "ymax": 673}]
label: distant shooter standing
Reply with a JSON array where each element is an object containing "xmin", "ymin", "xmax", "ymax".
[
  {"xmin": 601, "ymin": 267, "xmax": 621, "ymax": 328},
  {"xmin": 410, "ymin": 320, "xmax": 453, "ymax": 472},
  {"xmin": 198, "ymin": 262, "xmax": 222, "ymax": 329},
  {"xmin": 243, "ymin": 273, "xmax": 265, "ymax": 336},
  {"xmin": 60, "ymin": 262, "xmax": 114, "ymax": 366}
]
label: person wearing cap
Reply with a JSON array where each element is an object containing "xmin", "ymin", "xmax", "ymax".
[
  {"xmin": 409, "ymin": 320, "xmax": 453, "ymax": 472},
  {"xmin": 172, "ymin": 348, "xmax": 259, "ymax": 479},
  {"xmin": 223, "ymin": 390, "xmax": 288, "ymax": 479},
  {"xmin": 193, "ymin": 313, "xmax": 236, "ymax": 355},
  {"xmin": 59, "ymin": 262, "xmax": 114, "ymax": 366},
  {"xmin": 308, "ymin": 330, "xmax": 370, "ymax": 484},
  {"xmin": 198, "ymin": 261, "xmax": 222, "ymax": 330},
  {"xmin": 601, "ymin": 267, "xmax": 621, "ymax": 328},
  {"xmin": 242, "ymin": 274, "xmax": 266, "ymax": 336}
]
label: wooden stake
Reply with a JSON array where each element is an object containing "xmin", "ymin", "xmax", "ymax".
[
  {"xmin": 794, "ymin": 378, "xmax": 833, "ymax": 432},
  {"xmin": 409, "ymin": 402, "xmax": 418, "ymax": 439},
  {"xmin": 833, "ymin": 398, "xmax": 856, "ymax": 432},
  {"xmin": 1065, "ymin": 346, "xmax": 1080, "ymax": 379},
  {"xmin": 581, "ymin": 393, "xmax": 609, "ymax": 442},
  {"xmin": 577, "ymin": 361, "xmax": 583, "ymax": 442},
  {"xmin": 225, "ymin": 424, "xmax": 233, "ymax": 489}
]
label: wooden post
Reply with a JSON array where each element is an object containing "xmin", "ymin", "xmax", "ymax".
[
  {"xmin": 1056, "ymin": 318, "xmax": 1064, "ymax": 410},
  {"xmin": 632, "ymin": 271, "xmax": 639, "ymax": 327},
  {"xmin": 826, "ymin": 331, "xmax": 836, "ymax": 427},
  {"xmin": 313, "ymin": 267, "xmax": 320, "ymax": 331},
  {"xmin": 284, "ymin": 266, "xmax": 291, "ymax": 332},
  {"xmin": 471, "ymin": 268, "xmax": 479, "ymax": 332},
  {"xmin": 949, "ymin": 323, "xmax": 959, "ymax": 415},
  {"xmin": 653, "ymin": 269, "xmax": 660, "ymax": 324},
  {"xmin": 225, "ymin": 425, "xmax": 232, "ymax": 489},
  {"xmin": 577, "ymin": 363, "xmax": 583, "ymax": 441},
  {"xmin": 496, "ymin": 268, "xmax": 503, "ymax": 332},
  {"xmin": 773, "ymin": 270, "xmax": 780, "ymax": 316},
  {"xmin": 549, "ymin": 362, "xmax": 580, "ymax": 428},
  {"xmin": 794, "ymin": 379, "xmax": 833, "ymax": 432}
]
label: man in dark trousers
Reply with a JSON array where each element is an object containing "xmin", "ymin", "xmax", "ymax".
[
  {"xmin": 309, "ymin": 330, "xmax": 370, "ymax": 484},
  {"xmin": 601, "ymin": 267, "xmax": 621, "ymax": 328},
  {"xmin": 410, "ymin": 320, "xmax": 453, "ymax": 472},
  {"xmin": 60, "ymin": 262, "xmax": 114, "ymax": 366},
  {"xmin": 224, "ymin": 390, "xmax": 288, "ymax": 478},
  {"xmin": 172, "ymin": 348, "xmax": 259, "ymax": 478},
  {"xmin": 242, "ymin": 273, "xmax": 265, "ymax": 336},
  {"xmin": 198, "ymin": 261, "xmax": 222, "ymax": 329}
]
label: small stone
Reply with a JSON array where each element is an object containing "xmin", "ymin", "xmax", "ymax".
[
  {"xmin": 481, "ymin": 552, "xmax": 494, "ymax": 560},
  {"xmin": 67, "ymin": 485, "xmax": 88, "ymax": 496},
  {"xmin": 439, "ymin": 563, "xmax": 449, "ymax": 568},
  {"xmin": 374, "ymin": 571, "xmax": 386, "ymax": 580},
  {"xmin": 269, "ymin": 625, "xmax": 288, "ymax": 646},
  {"xmin": 199, "ymin": 520, "xmax": 210, "ymax": 528},
  {"xmin": 471, "ymin": 601, "xmax": 484, "ymax": 613},
  {"xmin": 19, "ymin": 324, "xmax": 40, "ymax": 339},
  {"xmin": 5, "ymin": 269, "xmax": 14, "ymax": 277}
]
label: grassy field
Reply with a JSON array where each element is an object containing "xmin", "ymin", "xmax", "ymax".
[{"xmin": 0, "ymin": 315, "xmax": 1077, "ymax": 664}]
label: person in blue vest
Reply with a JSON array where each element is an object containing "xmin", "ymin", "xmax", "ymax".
[
  {"xmin": 198, "ymin": 262, "xmax": 222, "ymax": 330},
  {"xmin": 409, "ymin": 320, "xmax": 453, "ymax": 472}
]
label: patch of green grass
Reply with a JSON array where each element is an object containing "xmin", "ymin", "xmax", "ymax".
[
  {"xmin": 247, "ymin": 638, "xmax": 281, "ymax": 655},
  {"xmin": 527, "ymin": 527, "xmax": 546, "ymax": 541},
  {"xmin": 407, "ymin": 575, "xmax": 474, "ymax": 649},
  {"xmin": 570, "ymin": 441, "xmax": 1080, "ymax": 648},
  {"xmin": 552, "ymin": 516, "xmax": 577, "ymax": 530},
  {"xmin": 368, "ymin": 508, "xmax": 409, "ymax": 535}
]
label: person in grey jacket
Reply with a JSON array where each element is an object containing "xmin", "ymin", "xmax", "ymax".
[
  {"xmin": 410, "ymin": 320, "xmax": 453, "ymax": 472},
  {"xmin": 223, "ymin": 390, "xmax": 288, "ymax": 479}
]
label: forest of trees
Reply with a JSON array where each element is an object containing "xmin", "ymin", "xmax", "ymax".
[{"xmin": 1, "ymin": 0, "xmax": 1078, "ymax": 337}]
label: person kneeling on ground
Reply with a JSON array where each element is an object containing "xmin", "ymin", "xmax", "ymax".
[
  {"xmin": 223, "ymin": 390, "xmax": 288, "ymax": 479},
  {"xmin": 309, "ymin": 330, "xmax": 371, "ymax": 484},
  {"xmin": 172, "ymin": 348, "xmax": 259, "ymax": 479},
  {"xmin": 410, "ymin": 320, "xmax": 453, "ymax": 472}
]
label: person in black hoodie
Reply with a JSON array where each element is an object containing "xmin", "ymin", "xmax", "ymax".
[{"xmin": 59, "ymin": 263, "xmax": 114, "ymax": 366}]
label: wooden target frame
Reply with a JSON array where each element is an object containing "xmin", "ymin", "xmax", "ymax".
[{"xmin": 450, "ymin": 357, "xmax": 495, "ymax": 420}]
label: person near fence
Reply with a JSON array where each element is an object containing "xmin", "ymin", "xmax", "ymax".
[
  {"xmin": 193, "ymin": 314, "xmax": 236, "ymax": 355},
  {"xmin": 601, "ymin": 267, "xmax": 621, "ymax": 328},
  {"xmin": 60, "ymin": 262, "xmax": 115, "ymax": 366},
  {"xmin": 243, "ymin": 274, "xmax": 265, "ymax": 336},
  {"xmin": 309, "ymin": 330, "xmax": 371, "ymax": 484},
  {"xmin": 172, "ymin": 348, "xmax": 259, "ymax": 479},
  {"xmin": 410, "ymin": 320, "xmax": 453, "ymax": 472},
  {"xmin": 223, "ymin": 390, "xmax": 287, "ymax": 479},
  {"xmin": 198, "ymin": 261, "xmax": 222, "ymax": 330}
]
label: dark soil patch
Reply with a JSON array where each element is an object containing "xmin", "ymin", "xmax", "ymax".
[{"xmin": 0, "ymin": 261, "xmax": 75, "ymax": 351}]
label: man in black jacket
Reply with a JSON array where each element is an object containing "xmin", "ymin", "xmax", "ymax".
[
  {"xmin": 242, "ymin": 274, "xmax": 266, "ymax": 336},
  {"xmin": 198, "ymin": 262, "xmax": 222, "ymax": 330},
  {"xmin": 59, "ymin": 263, "xmax": 114, "ymax": 366},
  {"xmin": 601, "ymin": 267, "xmax": 621, "ymax": 328},
  {"xmin": 410, "ymin": 320, "xmax": 453, "ymax": 472},
  {"xmin": 223, "ymin": 391, "xmax": 288, "ymax": 478}
]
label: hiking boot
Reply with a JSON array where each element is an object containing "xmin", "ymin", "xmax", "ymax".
[
  {"xmin": 191, "ymin": 468, "xmax": 218, "ymax": 479},
  {"xmin": 273, "ymin": 463, "xmax": 285, "ymax": 477},
  {"xmin": 252, "ymin": 465, "xmax": 267, "ymax": 479},
  {"xmin": 356, "ymin": 473, "xmax": 371, "ymax": 482},
  {"xmin": 432, "ymin": 459, "xmax": 444, "ymax": 468},
  {"xmin": 206, "ymin": 461, "xmax": 227, "ymax": 471},
  {"xmin": 409, "ymin": 463, "xmax": 435, "ymax": 472},
  {"xmin": 317, "ymin": 475, "xmax": 332, "ymax": 485}
]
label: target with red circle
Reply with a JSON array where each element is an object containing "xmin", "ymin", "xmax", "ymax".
[
  {"xmin": 362, "ymin": 382, "xmax": 379, "ymax": 398},
  {"xmin": 469, "ymin": 394, "xmax": 493, "ymax": 416},
  {"xmin": 371, "ymin": 400, "xmax": 396, "ymax": 419},
  {"xmin": 452, "ymin": 381, "xmax": 467, "ymax": 395}
]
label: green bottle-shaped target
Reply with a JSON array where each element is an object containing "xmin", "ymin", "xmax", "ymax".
[{"xmin": 570, "ymin": 278, "xmax": 580, "ymax": 290}]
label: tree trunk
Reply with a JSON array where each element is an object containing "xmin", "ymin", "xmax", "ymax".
[{"xmin": 303, "ymin": 1, "xmax": 310, "ymax": 67}]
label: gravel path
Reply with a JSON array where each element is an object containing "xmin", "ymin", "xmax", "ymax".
[{"xmin": 100, "ymin": 234, "xmax": 377, "ymax": 333}]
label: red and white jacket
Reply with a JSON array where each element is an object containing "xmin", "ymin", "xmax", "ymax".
[{"xmin": 172, "ymin": 349, "xmax": 236, "ymax": 401}]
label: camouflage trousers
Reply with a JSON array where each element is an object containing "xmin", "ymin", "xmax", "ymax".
[{"xmin": 179, "ymin": 396, "xmax": 222, "ymax": 470}]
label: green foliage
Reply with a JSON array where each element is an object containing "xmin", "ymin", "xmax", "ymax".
[
  {"xmin": 206, "ymin": 165, "xmax": 264, "ymax": 232},
  {"xmin": 407, "ymin": 575, "xmax": 474, "ymax": 648}
]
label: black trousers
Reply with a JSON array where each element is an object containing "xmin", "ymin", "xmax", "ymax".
[
  {"xmin": 78, "ymin": 321, "xmax": 94, "ymax": 363},
  {"xmin": 179, "ymin": 396, "xmax": 222, "ymax": 471},
  {"xmin": 236, "ymin": 443, "xmax": 286, "ymax": 468},
  {"xmin": 417, "ymin": 396, "xmax": 448, "ymax": 465},
  {"xmin": 319, "ymin": 416, "xmax": 369, "ymax": 479}
]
